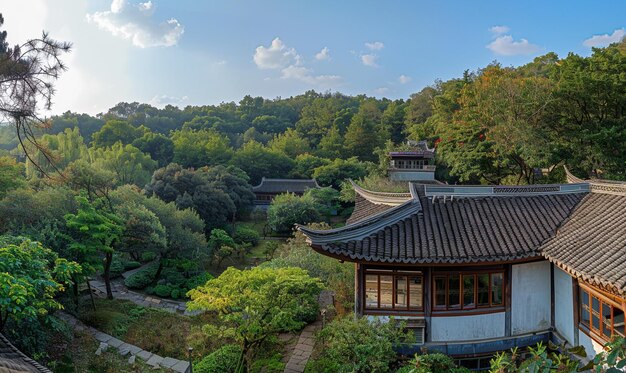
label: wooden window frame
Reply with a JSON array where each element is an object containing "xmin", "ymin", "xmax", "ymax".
[
  {"xmin": 432, "ymin": 270, "xmax": 506, "ymax": 313},
  {"xmin": 578, "ymin": 283, "xmax": 626, "ymax": 344},
  {"xmin": 364, "ymin": 269, "xmax": 424, "ymax": 313}
]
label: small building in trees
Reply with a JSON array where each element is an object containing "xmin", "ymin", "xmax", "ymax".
[
  {"xmin": 298, "ymin": 168, "xmax": 626, "ymax": 367},
  {"xmin": 388, "ymin": 140, "xmax": 436, "ymax": 182},
  {"xmin": 252, "ymin": 177, "xmax": 321, "ymax": 207}
]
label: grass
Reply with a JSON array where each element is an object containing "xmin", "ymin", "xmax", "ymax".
[{"xmin": 78, "ymin": 298, "xmax": 220, "ymax": 361}]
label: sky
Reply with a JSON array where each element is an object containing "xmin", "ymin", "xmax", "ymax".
[{"xmin": 1, "ymin": 0, "xmax": 625, "ymax": 115}]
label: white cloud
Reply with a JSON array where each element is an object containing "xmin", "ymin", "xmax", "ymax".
[
  {"xmin": 398, "ymin": 75, "xmax": 412, "ymax": 84},
  {"xmin": 489, "ymin": 25, "xmax": 510, "ymax": 35},
  {"xmin": 149, "ymin": 94, "xmax": 188, "ymax": 107},
  {"xmin": 315, "ymin": 47, "xmax": 331, "ymax": 61},
  {"xmin": 87, "ymin": 0, "xmax": 184, "ymax": 48},
  {"xmin": 361, "ymin": 54, "xmax": 378, "ymax": 67},
  {"xmin": 374, "ymin": 87, "xmax": 389, "ymax": 94},
  {"xmin": 583, "ymin": 28, "xmax": 626, "ymax": 47},
  {"xmin": 365, "ymin": 41, "xmax": 384, "ymax": 50},
  {"xmin": 253, "ymin": 37, "xmax": 301, "ymax": 69},
  {"xmin": 487, "ymin": 35, "xmax": 540, "ymax": 56},
  {"xmin": 281, "ymin": 65, "xmax": 341, "ymax": 87}
]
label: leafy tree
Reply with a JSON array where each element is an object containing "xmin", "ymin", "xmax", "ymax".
[
  {"xmin": 64, "ymin": 196, "xmax": 124, "ymax": 299},
  {"xmin": 116, "ymin": 203, "xmax": 166, "ymax": 262},
  {"xmin": 202, "ymin": 165, "xmax": 255, "ymax": 217},
  {"xmin": 316, "ymin": 124, "xmax": 344, "ymax": 159},
  {"xmin": 380, "ymin": 100, "xmax": 407, "ymax": 145},
  {"xmin": 24, "ymin": 127, "xmax": 88, "ymax": 179},
  {"xmin": 312, "ymin": 157, "xmax": 371, "ymax": 189},
  {"xmin": 304, "ymin": 187, "xmax": 341, "ymax": 218},
  {"xmin": 195, "ymin": 344, "xmax": 243, "ymax": 373},
  {"xmin": 132, "ymin": 131, "xmax": 175, "ymax": 167},
  {"xmin": 172, "ymin": 128, "xmax": 233, "ymax": 168},
  {"xmin": 343, "ymin": 100, "xmax": 382, "ymax": 162},
  {"xmin": 290, "ymin": 154, "xmax": 331, "ymax": 179},
  {"xmin": 91, "ymin": 120, "xmax": 146, "ymax": 148},
  {"xmin": 145, "ymin": 163, "xmax": 236, "ymax": 233},
  {"xmin": 0, "ymin": 156, "xmax": 24, "ymax": 198},
  {"xmin": 404, "ymin": 353, "xmax": 469, "ymax": 373},
  {"xmin": 230, "ymin": 141, "xmax": 295, "ymax": 185},
  {"xmin": 64, "ymin": 160, "xmax": 116, "ymax": 203},
  {"xmin": 187, "ymin": 266, "xmax": 323, "ymax": 372},
  {"xmin": 404, "ymin": 86, "xmax": 437, "ymax": 136},
  {"xmin": 306, "ymin": 316, "xmax": 409, "ymax": 373},
  {"xmin": 0, "ymin": 236, "xmax": 80, "ymax": 331},
  {"xmin": 208, "ymin": 229, "xmax": 237, "ymax": 268},
  {"xmin": 252, "ymin": 115, "xmax": 290, "ymax": 134},
  {"xmin": 90, "ymin": 142, "xmax": 158, "ymax": 187},
  {"xmin": 268, "ymin": 128, "xmax": 311, "ymax": 158},
  {"xmin": 267, "ymin": 193, "xmax": 322, "ymax": 233}
]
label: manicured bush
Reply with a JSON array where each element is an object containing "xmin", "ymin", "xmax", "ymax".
[
  {"xmin": 195, "ymin": 344, "xmax": 242, "ymax": 373},
  {"xmin": 186, "ymin": 272, "xmax": 214, "ymax": 290},
  {"xmin": 123, "ymin": 261, "xmax": 141, "ymax": 270},
  {"xmin": 407, "ymin": 353, "xmax": 470, "ymax": 373},
  {"xmin": 153, "ymin": 284, "xmax": 173, "ymax": 298},
  {"xmin": 109, "ymin": 255, "xmax": 124, "ymax": 277},
  {"xmin": 233, "ymin": 226, "xmax": 260, "ymax": 246},
  {"xmin": 170, "ymin": 289, "xmax": 181, "ymax": 299},
  {"xmin": 124, "ymin": 262, "xmax": 158, "ymax": 289},
  {"xmin": 141, "ymin": 251, "xmax": 157, "ymax": 262}
]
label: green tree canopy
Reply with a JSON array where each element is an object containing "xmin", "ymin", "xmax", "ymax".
[
  {"xmin": 90, "ymin": 142, "xmax": 158, "ymax": 187},
  {"xmin": 230, "ymin": 141, "xmax": 295, "ymax": 185},
  {"xmin": 312, "ymin": 157, "xmax": 372, "ymax": 189},
  {"xmin": 171, "ymin": 128, "xmax": 233, "ymax": 168},
  {"xmin": 91, "ymin": 120, "xmax": 147, "ymax": 148},
  {"xmin": 0, "ymin": 156, "xmax": 24, "ymax": 198},
  {"xmin": 267, "ymin": 193, "xmax": 322, "ymax": 233}
]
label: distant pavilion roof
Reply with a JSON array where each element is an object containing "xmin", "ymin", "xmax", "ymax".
[
  {"xmin": 298, "ymin": 170, "xmax": 626, "ymax": 296},
  {"xmin": 252, "ymin": 178, "xmax": 321, "ymax": 194},
  {"xmin": 0, "ymin": 333, "xmax": 52, "ymax": 373}
]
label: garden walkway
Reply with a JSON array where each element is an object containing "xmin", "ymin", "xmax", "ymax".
[
  {"xmin": 57, "ymin": 311, "xmax": 191, "ymax": 373},
  {"xmin": 88, "ymin": 279, "xmax": 200, "ymax": 316},
  {"xmin": 283, "ymin": 290, "xmax": 333, "ymax": 373}
]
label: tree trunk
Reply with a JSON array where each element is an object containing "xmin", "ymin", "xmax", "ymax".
[
  {"xmin": 72, "ymin": 276, "xmax": 79, "ymax": 306},
  {"xmin": 104, "ymin": 252, "xmax": 113, "ymax": 300},
  {"xmin": 154, "ymin": 256, "xmax": 164, "ymax": 283}
]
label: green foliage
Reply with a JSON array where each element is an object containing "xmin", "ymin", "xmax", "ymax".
[
  {"xmin": 187, "ymin": 266, "xmax": 323, "ymax": 371},
  {"xmin": 405, "ymin": 353, "xmax": 470, "ymax": 373},
  {"xmin": 268, "ymin": 128, "xmax": 311, "ymax": 158},
  {"xmin": 116, "ymin": 202, "xmax": 167, "ymax": 261},
  {"xmin": 230, "ymin": 140, "xmax": 295, "ymax": 185},
  {"xmin": 124, "ymin": 261, "xmax": 159, "ymax": 289},
  {"xmin": 171, "ymin": 128, "xmax": 233, "ymax": 168},
  {"xmin": 208, "ymin": 228, "xmax": 238, "ymax": 268},
  {"xmin": 267, "ymin": 193, "xmax": 322, "ymax": 233},
  {"xmin": 132, "ymin": 131, "xmax": 174, "ymax": 167},
  {"xmin": 90, "ymin": 142, "xmax": 158, "ymax": 187},
  {"xmin": 489, "ymin": 343, "xmax": 580, "ymax": 373},
  {"xmin": 305, "ymin": 187, "xmax": 341, "ymax": 217},
  {"xmin": 306, "ymin": 316, "xmax": 410, "ymax": 373},
  {"xmin": 312, "ymin": 157, "xmax": 372, "ymax": 189},
  {"xmin": 233, "ymin": 226, "xmax": 260, "ymax": 246},
  {"xmin": 290, "ymin": 153, "xmax": 331, "ymax": 179},
  {"xmin": 92, "ymin": 120, "xmax": 146, "ymax": 148},
  {"xmin": 344, "ymin": 100, "xmax": 383, "ymax": 162},
  {"xmin": 0, "ymin": 156, "xmax": 24, "ymax": 197},
  {"xmin": 195, "ymin": 344, "xmax": 243, "ymax": 373},
  {"xmin": 0, "ymin": 236, "xmax": 80, "ymax": 331},
  {"xmin": 586, "ymin": 336, "xmax": 626, "ymax": 372}
]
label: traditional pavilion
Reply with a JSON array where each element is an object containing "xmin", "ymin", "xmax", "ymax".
[
  {"xmin": 252, "ymin": 178, "xmax": 321, "ymax": 207},
  {"xmin": 388, "ymin": 140, "xmax": 436, "ymax": 182},
  {"xmin": 298, "ymin": 168, "xmax": 626, "ymax": 366}
]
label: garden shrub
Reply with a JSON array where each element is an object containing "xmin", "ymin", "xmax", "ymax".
[
  {"xmin": 195, "ymin": 344, "xmax": 242, "ymax": 373},
  {"xmin": 109, "ymin": 255, "xmax": 124, "ymax": 277},
  {"xmin": 186, "ymin": 272, "xmax": 214, "ymax": 290},
  {"xmin": 124, "ymin": 261, "xmax": 159, "ymax": 289},
  {"xmin": 153, "ymin": 284, "xmax": 173, "ymax": 298},
  {"xmin": 233, "ymin": 226, "xmax": 260, "ymax": 246},
  {"xmin": 123, "ymin": 261, "xmax": 141, "ymax": 270},
  {"xmin": 250, "ymin": 353, "xmax": 284, "ymax": 373},
  {"xmin": 140, "ymin": 251, "xmax": 156, "ymax": 262},
  {"xmin": 170, "ymin": 289, "xmax": 181, "ymax": 299},
  {"xmin": 406, "ymin": 353, "xmax": 470, "ymax": 373}
]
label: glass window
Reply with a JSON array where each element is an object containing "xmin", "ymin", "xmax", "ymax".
[
  {"xmin": 592, "ymin": 297, "xmax": 600, "ymax": 330},
  {"xmin": 448, "ymin": 275, "xmax": 461, "ymax": 309},
  {"xmin": 463, "ymin": 275, "xmax": 475, "ymax": 308},
  {"xmin": 409, "ymin": 276, "xmax": 423, "ymax": 309},
  {"xmin": 491, "ymin": 273, "xmax": 504, "ymax": 306},
  {"xmin": 365, "ymin": 275, "xmax": 378, "ymax": 308},
  {"xmin": 614, "ymin": 307, "xmax": 625, "ymax": 337},
  {"xmin": 477, "ymin": 274, "xmax": 490, "ymax": 306},
  {"xmin": 602, "ymin": 302, "xmax": 612, "ymax": 338},
  {"xmin": 434, "ymin": 276, "xmax": 447, "ymax": 308},
  {"xmin": 395, "ymin": 276, "xmax": 407, "ymax": 308},
  {"xmin": 379, "ymin": 275, "xmax": 393, "ymax": 308},
  {"xmin": 580, "ymin": 290, "xmax": 590, "ymax": 327}
]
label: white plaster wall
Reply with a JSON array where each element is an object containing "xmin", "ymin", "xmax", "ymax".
[
  {"xmin": 578, "ymin": 331, "xmax": 604, "ymax": 358},
  {"xmin": 512, "ymin": 261, "xmax": 551, "ymax": 335},
  {"xmin": 430, "ymin": 312, "xmax": 506, "ymax": 341},
  {"xmin": 554, "ymin": 267, "xmax": 576, "ymax": 345}
]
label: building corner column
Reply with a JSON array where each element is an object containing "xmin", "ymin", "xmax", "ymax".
[{"xmin": 505, "ymin": 264, "xmax": 512, "ymax": 337}]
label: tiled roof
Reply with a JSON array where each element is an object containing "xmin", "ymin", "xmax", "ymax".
[
  {"xmin": 0, "ymin": 333, "xmax": 52, "ymax": 373},
  {"xmin": 301, "ymin": 185, "xmax": 584, "ymax": 264},
  {"xmin": 543, "ymin": 173, "xmax": 626, "ymax": 296},
  {"xmin": 252, "ymin": 178, "xmax": 320, "ymax": 194},
  {"xmin": 347, "ymin": 194, "xmax": 397, "ymax": 224}
]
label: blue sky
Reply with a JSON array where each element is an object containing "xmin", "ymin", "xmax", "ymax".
[{"xmin": 2, "ymin": 0, "xmax": 625, "ymax": 114}]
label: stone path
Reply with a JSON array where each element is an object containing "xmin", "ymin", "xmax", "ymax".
[
  {"xmin": 283, "ymin": 290, "xmax": 334, "ymax": 373},
  {"xmin": 88, "ymin": 279, "xmax": 200, "ymax": 316},
  {"xmin": 57, "ymin": 311, "xmax": 190, "ymax": 373}
]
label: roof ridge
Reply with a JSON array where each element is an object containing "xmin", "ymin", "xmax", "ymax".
[
  {"xmin": 564, "ymin": 166, "xmax": 626, "ymax": 196},
  {"xmin": 350, "ymin": 180, "xmax": 412, "ymax": 206}
]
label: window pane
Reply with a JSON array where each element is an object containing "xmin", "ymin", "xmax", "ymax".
[
  {"xmin": 580, "ymin": 290, "xmax": 590, "ymax": 327},
  {"xmin": 602, "ymin": 302, "xmax": 612, "ymax": 338},
  {"xmin": 395, "ymin": 276, "xmax": 407, "ymax": 308},
  {"xmin": 379, "ymin": 275, "xmax": 393, "ymax": 308},
  {"xmin": 491, "ymin": 273, "xmax": 504, "ymax": 306},
  {"xmin": 463, "ymin": 275, "xmax": 475, "ymax": 308},
  {"xmin": 614, "ymin": 307, "xmax": 625, "ymax": 337},
  {"xmin": 477, "ymin": 274, "xmax": 490, "ymax": 306},
  {"xmin": 434, "ymin": 276, "xmax": 446, "ymax": 308},
  {"xmin": 409, "ymin": 276, "xmax": 423, "ymax": 309},
  {"xmin": 448, "ymin": 275, "xmax": 461, "ymax": 309},
  {"xmin": 592, "ymin": 296, "xmax": 600, "ymax": 330},
  {"xmin": 365, "ymin": 275, "xmax": 378, "ymax": 308}
]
